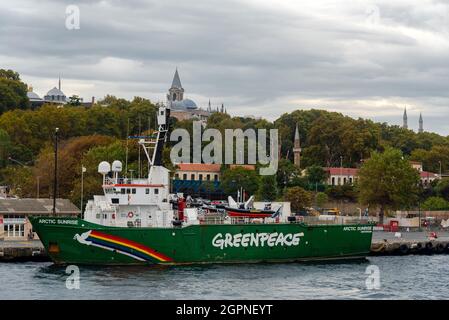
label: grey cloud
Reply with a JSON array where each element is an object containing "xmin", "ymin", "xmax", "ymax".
[{"xmin": 1, "ymin": 0, "xmax": 449, "ymax": 134}]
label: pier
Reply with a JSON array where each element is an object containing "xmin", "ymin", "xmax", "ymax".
[
  {"xmin": 371, "ymin": 231, "xmax": 449, "ymax": 255},
  {"xmin": 0, "ymin": 240, "xmax": 48, "ymax": 262}
]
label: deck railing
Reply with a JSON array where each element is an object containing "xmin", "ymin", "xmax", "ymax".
[{"xmin": 198, "ymin": 215, "xmax": 374, "ymax": 226}]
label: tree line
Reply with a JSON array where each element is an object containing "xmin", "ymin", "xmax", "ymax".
[{"xmin": 1, "ymin": 69, "xmax": 449, "ymax": 217}]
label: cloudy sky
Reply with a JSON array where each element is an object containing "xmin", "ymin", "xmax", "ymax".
[{"xmin": 1, "ymin": 0, "xmax": 449, "ymax": 134}]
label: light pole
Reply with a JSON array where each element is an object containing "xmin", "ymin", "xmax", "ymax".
[
  {"xmin": 8, "ymin": 157, "xmax": 27, "ymax": 166},
  {"xmin": 36, "ymin": 176, "xmax": 40, "ymax": 198},
  {"xmin": 340, "ymin": 156, "xmax": 343, "ymax": 185},
  {"xmin": 52, "ymin": 128, "xmax": 59, "ymax": 216},
  {"xmin": 81, "ymin": 165, "xmax": 86, "ymax": 218}
]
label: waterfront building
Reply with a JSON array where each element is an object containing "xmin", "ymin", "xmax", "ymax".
[
  {"xmin": 326, "ymin": 167, "xmax": 359, "ymax": 186},
  {"xmin": 174, "ymin": 163, "xmax": 221, "ymax": 182},
  {"xmin": 325, "ymin": 161, "xmax": 438, "ymax": 187},
  {"xmin": 0, "ymin": 198, "xmax": 79, "ymax": 241}
]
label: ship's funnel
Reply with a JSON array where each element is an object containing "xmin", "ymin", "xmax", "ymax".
[{"xmin": 98, "ymin": 161, "xmax": 111, "ymax": 174}]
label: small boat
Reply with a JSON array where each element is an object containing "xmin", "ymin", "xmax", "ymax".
[
  {"xmin": 224, "ymin": 195, "xmax": 277, "ymax": 218},
  {"xmin": 225, "ymin": 207, "xmax": 275, "ymax": 218}
]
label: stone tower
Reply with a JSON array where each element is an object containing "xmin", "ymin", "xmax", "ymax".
[
  {"xmin": 419, "ymin": 112, "xmax": 423, "ymax": 133},
  {"xmin": 403, "ymin": 107, "xmax": 408, "ymax": 129},
  {"xmin": 167, "ymin": 69, "xmax": 184, "ymax": 104},
  {"xmin": 293, "ymin": 124, "xmax": 301, "ymax": 168}
]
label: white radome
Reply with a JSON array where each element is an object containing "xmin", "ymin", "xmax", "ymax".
[
  {"xmin": 98, "ymin": 161, "xmax": 111, "ymax": 174},
  {"xmin": 112, "ymin": 160, "xmax": 123, "ymax": 172}
]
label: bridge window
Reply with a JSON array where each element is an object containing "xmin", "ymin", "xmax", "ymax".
[
  {"xmin": 214, "ymin": 174, "xmax": 218, "ymax": 181},
  {"xmin": 183, "ymin": 174, "xmax": 187, "ymax": 180},
  {"xmin": 132, "ymin": 188, "xmax": 136, "ymax": 194},
  {"xmin": 126, "ymin": 188, "xmax": 131, "ymax": 194},
  {"xmin": 207, "ymin": 174, "xmax": 210, "ymax": 181},
  {"xmin": 121, "ymin": 189, "xmax": 126, "ymax": 194},
  {"xmin": 191, "ymin": 174, "xmax": 195, "ymax": 180},
  {"xmin": 154, "ymin": 188, "xmax": 159, "ymax": 195},
  {"xmin": 111, "ymin": 198, "xmax": 119, "ymax": 204},
  {"xmin": 146, "ymin": 188, "xmax": 149, "ymax": 194},
  {"xmin": 199, "ymin": 174, "xmax": 203, "ymax": 181}
]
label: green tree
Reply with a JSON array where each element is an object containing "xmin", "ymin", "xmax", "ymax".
[
  {"xmin": 357, "ymin": 148, "xmax": 420, "ymax": 224},
  {"xmin": 221, "ymin": 167, "xmax": 260, "ymax": 197},
  {"xmin": 0, "ymin": 129, "xmax": 11, "ymax": 168},
  {"xmin": 0, "ymin": 69, "xmax": 29, "ymax": 114},
  {"xmin": 315, "ymin": 192, "xmax": 328, "ymax": 208},
  {"xmin": 435, "ymin": 179, "xmax": 449, "ymax": 201},
  {"xmin": 68, "ymin": 95, "xmax": 82, "ymax": 106},
  {"xmin": 275, "ymin": 159, "xmax": 300, "ymax": 189},
  {"xmin": 422, "ymin": 197, "xmax": 449, "ymax": 210},
  {"xmin": 306, "ymin": 165, "xmax": 327, "ymax": 184},
  {"xmin": 284, "ymin": 186, "xmax": 312, "ymax": 212},
  {"xmin": 258, "ymin": 175, "xmax": 278, "ymax": 201}
]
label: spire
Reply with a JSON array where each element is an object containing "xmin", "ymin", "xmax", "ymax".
[
  {"xmin": 403, "ymin": 107, "xmax": 408, "ymax": 129},
  {"xmin": 208, "ymin": 99, "xmax": 211, "ymax": 112},
  {"xmin": 171, "ymin": 68, "xmax": 182, "ymax": 89},
  {"xmin": 58, "ymin": 75, "xmax": 61, "ymax": 91},
  {"xmin": 419, "ymin": 112, "xmax": 423, "ymax": 133},
  {"xmin": 293, "ymin": 123, "xmax": 301, "ymax": 169}
]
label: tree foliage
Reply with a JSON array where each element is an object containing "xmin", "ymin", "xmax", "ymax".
[
  {"xmin": 357, "ymin": 148, "xmax": 420, "ymax": 223},
  {"xmin": 0, "ymin": 69, "xmax": 29, "ymax": 114},
  {"xmin": 422, "ymin": 197, "xmax": 449, "ymax": 211},
  {"xmin": 258, "ymin": 174, "xmax": 278, "ymax": 201},
  {"xmin": 284, "ymin": 186, "xmax": 312, "ymax": 212},
  {"xmin": 221, "ymin": 167, "xmax": 260, "ymax": 197}
]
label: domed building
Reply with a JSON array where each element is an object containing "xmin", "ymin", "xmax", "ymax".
[
  {"xmin": 167, "ymin": 69, "xmax": 198, "ymax": 111},
  {"xmin": 43, "ymin": 77, "xmax": 67, "ymax": 104},
  {"xmin": 167, "ymin": 69, "xmax": 218, "ymax": 122},
  {"xmin": 26, "ymin": 86, "xmax": 44, "ymax": 108}
]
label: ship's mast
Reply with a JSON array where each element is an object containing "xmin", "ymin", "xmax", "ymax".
[{"xmin": 138, "ymin": 104, "xmax": 170, "ymax": 181}]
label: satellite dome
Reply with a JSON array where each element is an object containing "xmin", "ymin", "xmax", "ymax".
[
  {"xmin": 98, "ymin": 161, "xmax": 111, "ymax": 174},
  {"xmin": 112, "ymin": 160, "xmax": 123, "ymax": 172}
]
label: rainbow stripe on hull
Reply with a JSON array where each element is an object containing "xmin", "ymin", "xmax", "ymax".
[{"xmin": 85, "ymin": 230, "xmax": 173, "ymax": 263}]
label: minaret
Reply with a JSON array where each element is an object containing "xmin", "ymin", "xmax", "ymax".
[
  {"xmin": 293, "ymin": 124, "xmax": 301, "ymax": 169},
  {"xmin": 58, "ymin": 75, "xmax": 61, "ymax": 91},
  {"xmin": 167, "ymin": 68, "xmax": 184, "ymax": 105},
  {"xmin": 208, "ymin": 99, "xmax": 211, "ymax": 112},
  {"xmin": 403, "ymin": 107, "xmax": 408, "ymax": 129},
  {"xmin": 419, "ymin": 112, "xmax": 423, "ymax": 133}
]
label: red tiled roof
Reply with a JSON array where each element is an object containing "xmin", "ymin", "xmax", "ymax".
[
  {"xmin": 325, "ymin": 167, "xmax": 359, "ymax": 176},
  {"xmin": 420, "ymin": 171, "xmax": 437, "ymax": 178},
  {"xmin": 230, "ymin": 164, "xmax": 256, "ymax": 170},
  {"xmin": 176, "ymin": 163, "xmax": 221, "ymax": 172}
]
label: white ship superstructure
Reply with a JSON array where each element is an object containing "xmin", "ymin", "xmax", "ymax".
[{"xmin": 83, "ymin": 105, "xmax": 175, "ymax": 228}]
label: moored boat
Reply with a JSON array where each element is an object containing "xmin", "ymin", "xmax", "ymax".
[{"xmin": 29, "ymin": 104, "xmax": 374, "ymax": 265}]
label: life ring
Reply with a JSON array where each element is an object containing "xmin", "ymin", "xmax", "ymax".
[{"xmin": 127, "ymin": 212, "xmax": 134, "ymax": 218}]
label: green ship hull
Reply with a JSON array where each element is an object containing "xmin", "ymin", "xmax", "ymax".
[{"xmin": 30, "ymin": 216, "xmax": 373, "ymax": 265}]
